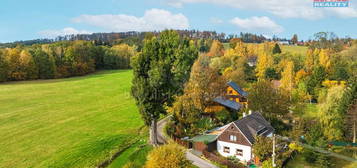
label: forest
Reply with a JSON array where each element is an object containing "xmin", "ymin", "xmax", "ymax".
[{"xmin": 0, "ymin": 40, "xmax": 137, "ymax": 82}]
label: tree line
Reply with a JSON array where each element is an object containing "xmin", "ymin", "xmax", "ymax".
[{"xmin": 0, "ymin": 41, "xmax": 137, "ymax": 82}]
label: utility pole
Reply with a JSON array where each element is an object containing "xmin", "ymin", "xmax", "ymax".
[{"xmin": 272, "ymin": 134, "xmax": 276, "ymax": 167}]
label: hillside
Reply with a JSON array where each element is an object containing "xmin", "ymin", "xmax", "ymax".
[{"xmin": 0, "ymin": 70, "xmax": 144, "ymax": 168}]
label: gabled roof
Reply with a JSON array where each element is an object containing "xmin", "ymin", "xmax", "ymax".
[
  {"xmin": 213, "ymin": 97, "xmax": 241, "ymax": 110},
  {"xmin": 227, "ymin": 81, "xmax": 248, "ymax": 97},
  {"xmin": 233, "ymin": 112, "xmax": 274, "ymax": 144}
]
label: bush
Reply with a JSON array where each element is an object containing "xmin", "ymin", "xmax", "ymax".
[{"xmin": 145, "ymin": 143, "xmax": 191, "ymax": 168}]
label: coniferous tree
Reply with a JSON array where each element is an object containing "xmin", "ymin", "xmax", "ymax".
[{"xmin": 272, "ymin": 43, "xmax": 281, "ymax": 54}]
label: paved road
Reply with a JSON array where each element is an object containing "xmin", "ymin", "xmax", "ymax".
[{"xmin": 157, "ymin": 116, "xmax": 218, "ymax": 168}]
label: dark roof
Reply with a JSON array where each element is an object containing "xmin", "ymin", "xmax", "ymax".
[
  {"xmin": 213, "ymin": 97, "xmax": 241, "ymax": 110},
  {"xmin": 233, "ymin": 112, "xmax": 274, "ymax": 144},
  {"xmin": 227, "ymin": 81, "xmax": 248, "ymax": 97}
]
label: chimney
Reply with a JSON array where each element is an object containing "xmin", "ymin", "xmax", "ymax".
[{"xmin": 243, "ymin": 112, "xmax": 246, "ymax": 117}]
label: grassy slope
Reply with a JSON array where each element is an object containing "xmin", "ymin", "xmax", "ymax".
[
  {"xmin": 108, "ymin": 140, "xmax": 153, "ymax": 168},
  {"xmin": 281, "ymin": 45, "xmax": 308, "ymax": 56},
  {"xmin": 0, "ymin": 70, "xmax": 144, "ymax": 168}
]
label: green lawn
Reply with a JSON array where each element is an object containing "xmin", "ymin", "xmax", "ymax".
[
  {"xmin": 0, "ymin": 70, "xmax": 145, "ymax": 168},
  {"xmin": 108, "ymin": 139, "xmax": 153, "ymax": 168},
  {"xmin": 281, "ymin": 45, "xmax": 308, "ymax": 56},
  {"xmin": 286, "ymin": 152, "xmax": 357, "ymax": 168}
]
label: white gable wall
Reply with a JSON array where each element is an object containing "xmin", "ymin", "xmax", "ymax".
[{"xmin": 217, "ymin": 140, "xmax": 252, "ymax": 162}]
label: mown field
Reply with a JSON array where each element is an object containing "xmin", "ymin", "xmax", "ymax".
[
  {"xmin": 281, "ymin": 45, "xmax": 308, "ymax": 56},
  {"xmin": 0, "ymin": 70, "xmax": 145, "ymax": 168}
]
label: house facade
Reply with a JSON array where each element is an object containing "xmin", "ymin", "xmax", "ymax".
[
  {"xmin": 216, "ymin": 122, "xmax": 252, "ymax": 161},
  {"xmin": 216, "ymin": 112, "xmax": 274, "ymax": 162}
]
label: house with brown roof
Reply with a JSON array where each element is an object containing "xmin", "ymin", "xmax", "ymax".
[
  {"xmin": 217, "ymin": 111, "xmax": 274, "ymax": 162},
  {"xmin": 191, "ymin": 111, "xmax": 274, "ymax": 162}
]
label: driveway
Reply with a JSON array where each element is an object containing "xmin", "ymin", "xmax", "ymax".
[{"xmin": 157, "ymin": 116, "xmax": 218, "ymax": 168}]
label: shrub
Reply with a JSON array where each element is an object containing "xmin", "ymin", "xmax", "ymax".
[{"xmin": 145, "ymin": 143, "xmax": 191, "ymax": 168}]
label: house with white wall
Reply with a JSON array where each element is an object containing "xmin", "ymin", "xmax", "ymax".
[{"xmin": 216, "ymin": 112, "xmax": 274, "ymax": 162}]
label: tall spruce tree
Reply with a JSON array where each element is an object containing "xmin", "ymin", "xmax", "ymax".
[{"xmin": 131, "ymin": 30, "xmax": 198, "ymax": 145}]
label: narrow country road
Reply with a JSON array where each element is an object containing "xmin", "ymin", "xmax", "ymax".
[{"xmin": 157, "ymin": 116, "xmax": 218, "ymax": 168}]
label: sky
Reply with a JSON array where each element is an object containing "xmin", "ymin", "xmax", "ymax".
[{"xmin": 1, "ymin": 0, "xmax": 357, "ymax": 43}]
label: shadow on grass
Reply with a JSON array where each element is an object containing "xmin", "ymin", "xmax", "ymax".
[{"xmin": 0, "ymin": 69, "xmax": 132, "ymax": 86}]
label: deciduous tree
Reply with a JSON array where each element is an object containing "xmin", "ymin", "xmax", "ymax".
[
  {"xmin": 20, "ymin": 50, "xmax": 38, "ymax": 79},
  {"xmin": 318, "ymin": 85, "xmax": 345, "ymax": 140},
  {"xmin": 256, "ymin": 52, "xmax": 273, "ymax": 80},
  {"xmin": 248, "ymin": 80, "xmax": 290, "ymax": 120},
  {"xmin": 280, "ymin": 61, "xmax": 295, "ymax": 92},
  {"xmin": 131, "ymin": 30, "xmax": 198, "ymax": 145},
  {"xmin": 207, "ymin": 40, "xmax": 224, "ymax": 57},
  {"xmin": 33, "ymin": 48, "xmax": 56, "ymax": 79},
  {"xmin": 319, "ymin": 49, "xmax": 331, "ymax": 70}
]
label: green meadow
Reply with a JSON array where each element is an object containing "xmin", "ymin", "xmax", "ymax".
[
  {"xmin": 281, "ymin": 45, "xmax": 308, "ymax": 56},
  {"xmin": 0, "ymin": 70, "xmax": 145, "ymax": 168}
]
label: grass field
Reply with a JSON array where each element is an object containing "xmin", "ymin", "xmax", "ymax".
[
  {"xmin": 0, "ymin": 70, "xmax": 145, "ymax": 168},
  {"xmin": 281, "ymin": 45, "xmax": 308, "ymax": 56},
  {"xmin": 108, "ymin": 140, "xmax": 152, "ymax": 168}
]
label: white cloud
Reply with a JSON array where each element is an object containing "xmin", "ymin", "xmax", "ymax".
[
  {"xmin": 230, "ymin": 16, "xmax": 284, "ymax": 34},
  {"xmin": 39, "ymin": 27, "xmax": 92, "ymax": 38},
  {"xmin": 210, "ymin": 17, "xmax": 224, "ymax": 24},
  {"xmin": 168, "ymin": 0, "xmax": 357, "ymax": 19},
  {"xmin": 72, "ymin": 9, "xmax": 189, "ymax": 32}
]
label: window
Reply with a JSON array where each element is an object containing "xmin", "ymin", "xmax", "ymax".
[
  {"xmin": 236, "ymin": 149, "xmax": 243, "ymax": 156},
  {"xmin": 229, "ymin": 135, "xmax": 237, "ymax": 141},
  {"xmin": 229, "ymin": 90, "xmax": 233, "ymax": 94},
  {"xmin": 223, "ymin": 146, "xmax": 230, "ymax": 153}
]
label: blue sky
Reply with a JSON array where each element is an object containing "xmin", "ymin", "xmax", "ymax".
[{"xmin": 1, "ymin": 0, "xmax": 357, "ymax": 42}]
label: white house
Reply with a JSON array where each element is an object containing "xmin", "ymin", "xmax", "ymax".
[{"xmin": 216, "ymin": 112, "xmax": 274, "ymax": 162}]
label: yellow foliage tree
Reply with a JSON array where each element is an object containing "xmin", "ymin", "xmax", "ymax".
[
  {"xmin": 319, "ymin": 49, "xmax": 331, "ymax": 70},
  {"xmin": 207, "ymin": 40, "xmax": 224, "ymax": 57},
  {"xmin": 145, "ymin": 143, "xmax": 191, "ymax": 168},
  {"xmin": 256, "ymin": 51, "xmax": 273, "ymax": 80},
  {"xmin": 234, "ymin": 40, "xmax": 248, "ymax": 58},
  {"xmin": 305, "ymin": 49, "xmax": 315, "ymax": 73},
  {"xmin": 295, "ymin": 69, "xmax": 308, "ymax": 84},
  {"xmin": 280, "ymin": 61, "xmax": 295, "ymax": 92},
  {"xmin": 19, "ymin": 50, "xmax": 38, "ymax": 79}
]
